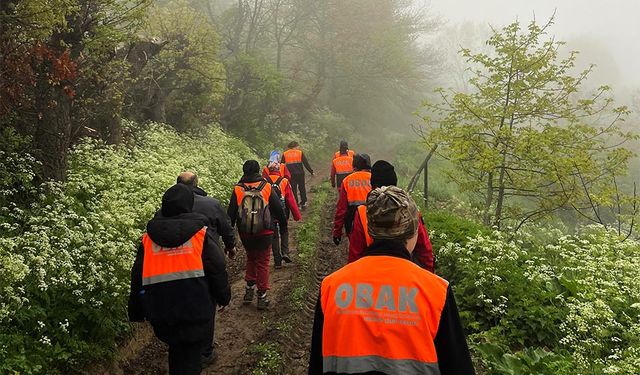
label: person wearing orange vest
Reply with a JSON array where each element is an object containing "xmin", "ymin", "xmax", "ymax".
[
  {"xmin": 281, "ymin": 141, "xmax": 314, "ymax": 208},
  {"xmin": 331, "ymin": 141, "xmax": 355, "ymax": 189},
  {"xmin": 262, "ymin": 150, "xmax": 292, "ymax": 180},
  {"xmin": 227, "ymin": 160, "xmax": 287, "ymax": 310},
  {"xmin": 332, "ymin": 154, "xmax": 371, "ymax": 246},
  {"xmin": 350, "ymin": 160, "xmax": 435, "ymax": 272},
  {"xmin": 267, "ymin": 161, "xmax": 302, "ymax": 268},
  {"xmin": 309, "ymin": 186, "xmax": 474, "ymax": 375},
  {"xmin": 128, "ymin": 184, "xmax": 231, "ymax": 374}
]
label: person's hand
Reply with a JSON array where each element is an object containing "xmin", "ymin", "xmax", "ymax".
[
  {"xmin": 333, "ymin": 236, "xmax": 341, "ymax": 246},
  {"xmin": 225, "ymin": 247, "xmax": 236, "ymax": 259}
]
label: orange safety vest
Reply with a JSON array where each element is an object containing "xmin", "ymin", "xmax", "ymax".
[
  {"xmin": 357, "ymin": 205, "xmax": 373, "ymax": 246},
  {"xmin": 234, "ymin": 181, "xmax": 272, "ymax": 206},
  {"xmin": 342, "ymin": 171, "xmax": 372, "ymax": 206},
  {"xmin": 142, "ymin": 227, "xmax": 207, "ymax": 286},
  {"xmin": 334, "ymin": 150, "xmax": 355, "ymax": 159},
  {"xmin": 268, "ymin": 174, "xmax": 289, "ymax": 193},
  {"xmin": 263, "ymin": 164, "xmax": 287, "ymax": 177},
  {"xmin": 320, "ymin": 255, "xmax": 448, "ymax": 374},
  {"xmin": 333, "ymin": 154, "xmax": 354, "ymax": 177},
  {"xmin": 283, "ymin": 149, "xmax": 303, "ymax": 165}
]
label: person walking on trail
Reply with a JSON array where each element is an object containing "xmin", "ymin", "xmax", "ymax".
[
  {"xmin": 332, "ymin": 153, "xmax": 372, "ymax": 246},
  {"xmin": 309, "ymin": 186, "xmax": 475, "ymax": 375},
  {"xmin": 281, "ymin": 141, "xmax": 314, "ymax": 208},
  {"xmin": 227, "ymin": 160, "xmax": 288, "ymax": 310},
  {"xmin": 331, "ymin": 141, "xmax": 355, "ymax": 189},
  {"xmin": 266, "ymin": 160, "xmax": 302, "ymax": 268},
  {"xmin": 263, "ymin": 150, "xmax": 292, "ymax": 180},
  {"xmin": 128, "ymin": 184, "xmax": 231, "ymax": 375},
  {"xmin": 349, "ymin": 161, "xmax": 435, "ymax": 272},
  {"xmin": 172, "ymin": 172, "xmax": 237, "ymax": 259}
]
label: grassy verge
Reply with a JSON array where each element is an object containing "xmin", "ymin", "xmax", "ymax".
[{"xmin": 250, "ymin": 182, "xmax": 332, "ymax": 375}]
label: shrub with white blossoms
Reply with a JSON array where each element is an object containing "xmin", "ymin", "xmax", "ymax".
[
  {"xmin": 435, "ymin": 222, "xmax": 640, "ymax": 374},
  {"xmin": 0, "ymin": 122, "xmax": 256, "ymax": 374}
]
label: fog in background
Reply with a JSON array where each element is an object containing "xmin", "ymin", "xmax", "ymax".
[{"xmin": 429, "ymin": 0, "xmax": 640, "ymax": 97}]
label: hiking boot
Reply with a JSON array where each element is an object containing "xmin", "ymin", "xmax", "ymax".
[
  {"xmin": 257, "ymin": 293, "xmax": 270, "ymax": 310},
  {"xmin": 201, "ymin": 351, "xmax": 218, "ymax": 369},
  {"xmin": 300, "ymin": 202, "xmax": 307, "ymax": 209},
  {"xmin": 282, "ymin": 254, "xmax": 292, "ymax": 263},
  {"xmin": 243, "ymin": 286, "xmax": 255, "ymax": 304},
  {"xmin": 274, "ymin": 263, "xmax": 282, "ymax": 269}
]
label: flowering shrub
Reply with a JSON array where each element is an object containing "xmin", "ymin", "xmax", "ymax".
[
  {"xmin": 436, "ymin": 223, "xmax": 640, "ymax": 374},
  {"xmin": 0, "ymin": 122, "xmax": 255, "ymax": 373}
]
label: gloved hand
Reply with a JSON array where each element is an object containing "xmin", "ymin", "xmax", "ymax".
[
  {"xmin": 333, "ymin": 236, "xmax": 341, "ymax": 246},
  {"xmin": 225, "ymin": 247, "xmax": 236, "ymax": 259}
]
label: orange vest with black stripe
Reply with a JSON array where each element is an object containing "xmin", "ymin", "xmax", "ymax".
[
  {"xmin": 283, "ymin": 149, "xmax": 303, "ymax": 166},
  {"xmin": 357, "ymin": 205, "xmax": 373, "ymax": 246},
  {"xmin": 341, "ymin": 171, "xmax": 371, "ymax": 206},
  {"xmin": 334, "ymin": 150, "xmax": 355, "ymax": 159},
  {"xmin": 333, "ymin": 154, "xmax": 354, "ymax": 177},
  {"xmin": 142, "ymin": 227, "xmax": 207, "ymax": 285},
  {"xmin": 320, "ymin": 255, "xmax": 449, "ymax": 374}
]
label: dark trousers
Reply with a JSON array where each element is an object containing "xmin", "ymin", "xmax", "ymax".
[
  {"xmin": 271, "ymin": 223, "xmax": 289, "ymax": 266},
  {"xmin": 290, "ymin": 173, "xmax": 307, "ymax": 205},
  {"xmin": 168, "ymin": 340, "xmax": 206, "ymax": 375},
  {"xmin": 202, "ymin": 308, "xmax": 216, "ymax": 358}
]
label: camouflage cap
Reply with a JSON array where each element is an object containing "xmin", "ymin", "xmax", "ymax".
[{"xmin": 366, "ymin": 186, "xmax": 419, "ymax": 241}]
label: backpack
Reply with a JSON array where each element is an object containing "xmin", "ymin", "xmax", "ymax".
[
  {"xmin": 237, "ymin": 181, "xmax": 271, "ymax": 235},
  {"xmin": 271, "ymin": 176, "xmax": 286, "ymax": 210}
]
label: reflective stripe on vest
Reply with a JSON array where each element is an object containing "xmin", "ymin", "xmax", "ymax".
[
  {"xmin": 283, "ymin": 149, "xmax": 302, "ymax": 165},
  {"xmin": 320, "ymin": 255, "xmax": 449, "ymax": 375},
  {"xmin": 141, "ymin": 227, "xmax": 207, "ymax": 286},
  {"xmin": 334, "ymin": 150, "xmax": 355, "ymax": 159},
  {"xmin": 333, "ymin": 155, "xmax": 354, "ymax": 176},
  {"xmin": 357, "ymin": 205, "xmax": 373, "ymax": 246},
  {"xmin": 234, "ymin": 181, "xmax": 272, "ymax": 206},
  {"xmin": 269, "ymin": 174, "xmax": 289, "ymax": 192},
  {"xmin": 342, "ymin": 171, "xmax": 371, "ymax": 206}
]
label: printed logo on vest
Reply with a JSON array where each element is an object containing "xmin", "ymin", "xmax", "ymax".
[{"xmin": 151, "ymin": 239, "xmax": 194, "ymax": 255}]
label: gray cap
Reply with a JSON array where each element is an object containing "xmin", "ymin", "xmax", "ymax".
[{"xmin": 366, "ymin": 186, "xmax": 419, "ymax": 241}]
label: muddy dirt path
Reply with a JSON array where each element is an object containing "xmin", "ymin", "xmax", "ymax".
[{"xmin": 114, "ymin": 173, "xmax": 343, "ymax": 375}]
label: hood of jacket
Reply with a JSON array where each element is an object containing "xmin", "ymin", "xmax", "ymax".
[
  {"xmin": 192, "ymin": 186, "xmax": 208, "ymax": 197},
  {"xmin": 146, "ymin": 213, "xmax": 207, "ymax": 248}
]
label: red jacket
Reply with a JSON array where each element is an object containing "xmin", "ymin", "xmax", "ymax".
[
  {"xmin": 349, "ymin": 210, "xmax": 435, "ymax": 272},
  {"xmin": 332, "ymin": 184, "xmax": 350, "ymax": 237},
  {"xmin": 268, "ymin": 173, "xmax": 302, "ymax": 222}
]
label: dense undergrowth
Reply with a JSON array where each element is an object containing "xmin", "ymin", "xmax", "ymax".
[
  {"xmin": 425, "ymin": 211, "xmax": 640, "ymax": 374},
  {"xmin": 0, "ymin": 122, "xmax": 256, "ymax": 374}
]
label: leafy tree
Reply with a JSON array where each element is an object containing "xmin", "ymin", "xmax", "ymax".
[{"xmin": 421, "ymin": 17, "xmax": 635, "ymax": 231}]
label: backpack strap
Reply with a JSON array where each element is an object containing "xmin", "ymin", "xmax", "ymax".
[{"xmin": 275, "ymin": 177, "xmax": 284, "ymax": 186}]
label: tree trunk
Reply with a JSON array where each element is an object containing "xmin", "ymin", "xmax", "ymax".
[
  {"xmin": 34, "ymin": 88, "xmax": 72, "ymax": 181},
  {"xmin": 493, "ymin": 162, "xmax": 507, "ymax": 228},
  {"xmin": 483, "ymin": 172, "xmax": 494, "ymax": 226}
]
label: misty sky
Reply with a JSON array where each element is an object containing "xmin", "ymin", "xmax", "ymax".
[{"xmin": 431, "ymin": 0, "xmax": 640, "ymax": 89}]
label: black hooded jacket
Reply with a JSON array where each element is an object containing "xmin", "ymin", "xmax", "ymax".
[{"xmin": 128, "ymin": 187, "xmax": 231, "ymax": 344}]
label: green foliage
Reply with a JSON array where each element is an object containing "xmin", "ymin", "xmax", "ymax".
[
  {"xmin": 421, "ymin": 17, "xmax": 636, "ymax": 230},
  {"xmin": 438, "ymin": 223, "xmax": 640, "ymax": 374},
  {"xmin": 0, "ymin": 122, "xmax": 255, "ymax": 373},
  {"xmin": 251, "ymin": 342, "xmax": 283, "ymax": 375}
]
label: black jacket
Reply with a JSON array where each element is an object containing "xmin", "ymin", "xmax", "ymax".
[
  {"xmin": 308, "ymin": 240, "xmax": 475, "ymax": 375},
  {"xmin": 128, "ymin": 213, "xmax": 231, "ymax": 344},
  {"xmin": 227, "ymin": 173, "xmax": 288, "ymax": 251},
  {"xmin": 155, "ymin": 186, "xmax": 236, "ymax": 250}
]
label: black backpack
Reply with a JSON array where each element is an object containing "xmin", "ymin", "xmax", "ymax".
[
  {"xmin": 271, "ymin": 176, "xmax": 286, "ymax": 210},
  {"xmin": 237, "ymin": 181, "xmax": 271, "ymax": 235}
]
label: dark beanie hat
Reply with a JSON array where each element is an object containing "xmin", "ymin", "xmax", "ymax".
[
  {"xmin": 353, "ymin": 153, "xmax": 371, "ymax": 170},
  {"xmin": 243, "ymin": 160, "xmax": 260, "ymax": 175},
  {"xmin": 161, "ymin": 184, "xmax": 194, "ymax": 217},
  {"xmin": 340, "ymin": 140, "xmax": 348, "ymax": 149},
  {"xmin": 371, "ymin": 160, "xmax": 398, "ymax": 188}
]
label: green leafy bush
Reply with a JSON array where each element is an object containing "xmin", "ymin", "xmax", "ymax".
[{"xmin": 0, "ymin": 122, "xmax": 255, "ymax": 373}]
